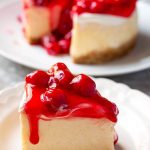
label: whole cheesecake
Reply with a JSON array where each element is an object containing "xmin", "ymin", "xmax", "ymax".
[
  {"xmin": 22, "ymin": 0, "xmax": 138, "ymax": 64},
  {"xmin": 19, "ymin": 62, "xmax": 119, "ymax": 150}
]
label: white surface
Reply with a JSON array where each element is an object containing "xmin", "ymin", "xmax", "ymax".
[
  {"xmin": 0, "ymin": 1, "xmax": 150, "ymax": 76},
  {"xmin": 0, "ymin": 79, "xmax": 150, "ymax": 150}
]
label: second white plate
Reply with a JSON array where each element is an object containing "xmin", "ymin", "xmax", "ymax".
[{"xmin": 0, "ymin": 1, "xmax": 150, "ymax": 76}]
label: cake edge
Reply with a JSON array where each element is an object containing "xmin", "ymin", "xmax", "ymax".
[{"xmin": 71, "ymin": 35, "xmax": 137, "ymax": 64}]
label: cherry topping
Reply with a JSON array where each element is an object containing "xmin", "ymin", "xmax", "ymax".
[
  {"xmin": 23, "ymin": 63, "xmax": 119, "ymax": 145},
  {"xmin": 49, "ymin": 62, "xmax": 68, "ymax": 73},
  {"xmin": 90, "ymin": 1, "xmax": 106, "ymax": 13},
  {"xmin": 48, "ymin": 63, "xmax": 74, "ymax": 87},
  {"xmin": 54, "ymin": 69, "xmax": 74, "ymax": 87},
  {"xmin": 72, "ymin": 5, "xmax": 84, "ymax": 15},
  {"xmin": 73, "ymin": 0, "xmax": 136, "ymax": 17},
  {"xmin": 42, "ymin": 34, "xmax": 57, "ymax": 45},
  {"xmin": 41, "ymin": 89, "xmax": 68, "ymax": 111},
  {"xmin": 44, "ymin": 42, "xmax": 61, "ymax": 55},
  {"xmin": 59, "ymin": 39, "xmax": 71, "ymax": 53},
  {"xmin": 31, "ymin": 0, "xmax": 49, "ymax": 6},
  {"xmin": 64, "ymin": 31, "xmax": 72, "ymax": 40},
  {"xmin": 48, "ymin": 76, "xmax": 59, "ymax": 88},
  {"xmin": 106, "ymin": 0, "xmax": 123, "ymax": 5},
  {"xmin": 25, "ymin": 70, "xmax": 50, "ymax": 86},
  {"xmin": 57, "ymin": 9, "xmax": 73, "ymax": 36},
  {"xmin": 70, "ymin": 74, "xmax": 96, "ymax": 97}
]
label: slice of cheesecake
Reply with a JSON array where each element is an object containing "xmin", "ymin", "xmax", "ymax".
[{"xmin": 19, "ymin": 62, "xmax": 119, "ymax": 150}]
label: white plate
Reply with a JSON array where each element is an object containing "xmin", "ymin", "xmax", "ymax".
[
  {"xmin": 0, "ymin": 1, "xmax": 150, "ymax": 76},
  {"xmin": 0, "ymin": 79, "xmax": 150, "ymax": 150}
]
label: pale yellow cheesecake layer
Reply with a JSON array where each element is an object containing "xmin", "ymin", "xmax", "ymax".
[
  {"xmin": 24, "ymin": 7, "xmax": 51, "ymax": 43},
  {"xmin": 70, "ymin": 11, "xmax": 138, "ymax": 64},
  {"xmin": 20, "ymin": 113, "xmax": 115, "ymax": 150}
]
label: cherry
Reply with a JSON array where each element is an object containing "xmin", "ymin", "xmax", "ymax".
[
  {"xmin": 26, "ymin": 70, "xmax": 50, "ymax": 86},
  {"xmin": 48, "ymin": 63, "xmax": 68, "ymax": 73},
  {"xmin": 90, "ymin": 1, "xmax": 106, "ymax": 13},
  {"xmin": 59, "ymin": 39, "xmax": 71, "ymax": 53},
  {"xmin": 42, "ymin": 35, "xmax": 56, "ymax": 45},
  {"xmin": 48, "ymin": 76, "xmax": 59, "ymax": 88},
  {"xmin": 32, "ymin": 0, "xmax": 49, "ymax": 6},
  {"xmin": 54, "ymin": 69, "xmax": 74, "ymax": 87},
  {"xmin": 42, "ymin": 34, "xmax": 71, "ymax": 55},
  {"xmin": 73, "ymin": 0, "xmax": 106, "ymax": 14},
  {"xmin": 44, "ymin": 42, "xmax": 62, "ymax": 55},
  {"xmin": 70, "ymin": 74, "xmax": 96, "ymax": 97},
  {"xmin": 72, "ymin": 5, "xmax": 84, "ymax": 14},
  {"xmin": 48, "ymin": 63, "xmax": 73, "ymax": 87},
  {"xmin": 41, "ymin": 89, "xmax": 68, "ymax": 111},
  {"xmin": 57, "ymin": 8, "xmax": 72, "ymax": 36},
  {"xmin": 76, "ymin": 0, "xmax": 87, "ymax": 9},
  {"xmin": 64, "ymin": 31, "xmax": 72, "ymax": 40},
  {"xmin": 72, "ymin": 0, "xmax": 87, "ymax": 14}
]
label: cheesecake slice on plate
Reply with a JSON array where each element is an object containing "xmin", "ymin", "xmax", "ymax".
[
  {"xmin": 22, "ymin": 0, "xmax": 137, "ymax": 64},
  {"xmin": 19, "ymin": 62, "xmax": 119, "ymax": 150}
]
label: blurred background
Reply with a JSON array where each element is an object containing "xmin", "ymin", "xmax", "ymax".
[{"xmin": 0, "ymin": 0, "xmax": 149, "ymax": 96}]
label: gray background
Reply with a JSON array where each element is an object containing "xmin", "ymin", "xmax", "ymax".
[{"xmin": 0, "ymin": 0, "xmax": 149, "ymax": 96}]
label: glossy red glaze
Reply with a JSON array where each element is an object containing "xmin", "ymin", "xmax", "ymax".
[
  {"xmin": 73, "ymin": 0, "xmax": 136, "ymax": 17},
  {"xmin": 23, "ymin": 0, "xmax": 136, "ymax": 55},
  {"xmin": 22, "ymin": 63, "xmax": 119, "ymax": 144},
  {"xmin": 28, "ymin": 0, "xmax": 136, "ymax": 18}
]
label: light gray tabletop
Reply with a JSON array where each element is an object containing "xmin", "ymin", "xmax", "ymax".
[
  {"xmin": 0, "ymin": 55, "xmax": 149, "ymax": 96},
  {"xmin": 0, "ymin": 0, "xmax": 149, "ymax": 96}
]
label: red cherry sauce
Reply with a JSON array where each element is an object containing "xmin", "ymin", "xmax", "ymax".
[
  {"xmin": 73, "ymin": 0, "xmax": 136, "ymax": 17},
  {"xmin": 21, "ymin": 63, "xmax": 119, "ymax": 144},
  {"xmin": 22, "ymin": 0, "xmax": 136, "ymax": 55}
]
